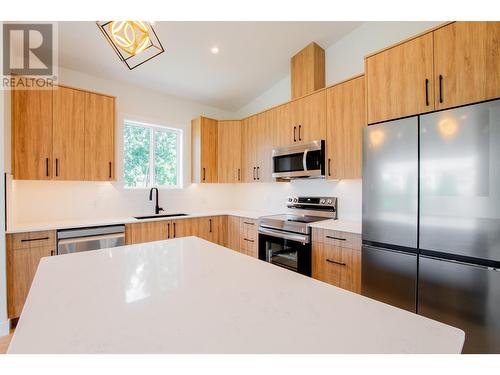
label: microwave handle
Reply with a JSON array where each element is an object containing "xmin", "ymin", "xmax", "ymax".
[{"xmin": 302, "ymin": 149, "xmax": 308, "ymax": 171}]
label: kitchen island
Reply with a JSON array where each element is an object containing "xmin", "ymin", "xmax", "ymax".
[{"xmin": 8, "ymin": 237, "xmax": 464, "ymax": 353}]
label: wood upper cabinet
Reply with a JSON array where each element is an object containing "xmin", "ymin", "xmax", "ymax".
[
  {"xmin": 241, "ymin": 116, "xmax": 258, "ymax": 183},
  {"xmin": 291, "ymin": 42, "xmax": 326, "ymax": 99},
  {"xmin": 275, "ymin": 102, "xmax": 292, "ymax": 147},
  {"xmin": 84, "ymin": 92, "xmax": 115, "ymax": 181},
  {"xmin": 366, "ymin": 32, "xmax": 435, "ymax": 124},
  {"xmin": 255, "ymin": 110, "xmax": 275, "ymax": 182},
  {"xmin": 217, "ymin": 120, "xmax": 242, "ymax": 183},
  {"xmin": 52, "ymin": 86, "xmax": 85, "ymax": 180},
  {"xmin": 291, "ymin": 90, "xmax": 326, "ymax": 143},
  {"xmin": 326, "ymin": 76, "xmax": 366, "ymax": 180},
  {"xmin": 7, "ymin": 231, "xmax": 56, "ymax": 319},
  {"xmin": 191, "ymin": 116, "xmax": 218, "ymax": 183},
  {"xmin": 12, "ymin": 88, "xmax": 53, "ymax": 180},
  {"xmin": 433, "ymin": 21, "xmax": 500, "ymax": 110}
]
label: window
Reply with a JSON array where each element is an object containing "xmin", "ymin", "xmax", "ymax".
[{"xmin": 123, "ymin": 120, "xmax": 182, "ymax": 188}]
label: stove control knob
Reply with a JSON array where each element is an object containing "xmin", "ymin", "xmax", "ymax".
[
  {"xmin": 288, "ymin": 197, "xmax": 293, "ymax": 202},
  {"xmin": 320, "ymin": 199, "xmax": 326, "ymax": 204},
  {"xmin": 293, "ymin": 198, "xmax": 298, "ymax": 203},
  {"xmin": 327, "ymin": 199, "xmax": 333, "ymax": 205}
]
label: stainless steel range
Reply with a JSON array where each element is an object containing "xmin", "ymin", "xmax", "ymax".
[{"xmin": 258, "ymin": 196, "xmax": 337, "ymax": 276}]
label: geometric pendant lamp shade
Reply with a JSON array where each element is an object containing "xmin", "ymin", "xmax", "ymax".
[{"xmin": 96, "ymin": 21, "xmax": 165, "ymax": 70}]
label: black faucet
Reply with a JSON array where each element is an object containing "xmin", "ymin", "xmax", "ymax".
[{"xmin": 149, "ymin": 187, "xmax": 164, "ymax": 215}]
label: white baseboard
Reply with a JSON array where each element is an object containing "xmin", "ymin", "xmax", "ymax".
[{"xmin": 0, "ymin": 319, "xmax": 9, "ymax": 337}]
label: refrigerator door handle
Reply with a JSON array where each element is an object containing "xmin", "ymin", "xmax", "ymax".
[{"xmin": 421, "ymin": 254, "xmax": 500, "ymax": 272}]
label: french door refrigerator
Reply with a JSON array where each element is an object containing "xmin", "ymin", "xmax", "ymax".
[{"xmin": 362, "ymin": 99, "xmax": 500, "ymax": 353}]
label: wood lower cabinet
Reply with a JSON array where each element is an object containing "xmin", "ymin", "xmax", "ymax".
[
  {"xmin": 7, "ymin": 231, "xmax": 56, "ymax": 319},
  {"xmin": 239, "ymin": 218, "xmax": 258, "ymax": 257},
  {"xmin": 433, "ymin": 21, "xmax": 500, "ymax": 110},
  {"xmin": 125, "ymin": 221, "xmax": 170, "ymax": 244},
  {"xmin": 227, "ymin": 216, "xmax": 242, "ymax": 251},
  {"xmin": 191, "ymin": 116, "xmax": 218, "ymax": 183},
  {"xmin": 312, "ymin": 228, "xmax": 361, "ymax": 294},
  {"xmin": 366, "ymin": 32, "xmax": 435, "ymax": 124},
  {"xmin": 191, "ymin": 216, "xmax": 227, "ymax": 246},
  {"xmin": 12, "ymin": 88, "xmax": 53, "ymax": 180},
  {"xmin": 326, "ymin": 75, "xmax": 366, "ymax": 180},
  {"xmin": 52, "ymin": 86, "xmax": 85, "ymax": 180},
  {"xmin": 217, "ymin": 120, "xmax": 242, "ymax": 183}
]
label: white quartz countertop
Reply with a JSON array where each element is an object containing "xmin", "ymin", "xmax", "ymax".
[
  {"xmin": 5, "ymin": 209, "xmax": 276, "ymax": 234},
  {"xmin": 8, "ymin": 237, "xmax": 464, "ymax": 354},
  {"xmin": 6, "ymin": 210, "xmax": 362, "ymax": 234},
  {"xmin": 308, "ymin": 219, "xmax": 362, "ymax": 234}
]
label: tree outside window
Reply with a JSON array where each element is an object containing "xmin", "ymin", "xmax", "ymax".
[{"xmin": 123, "ymin": 121, "xmax": 182, "ymax": 188}]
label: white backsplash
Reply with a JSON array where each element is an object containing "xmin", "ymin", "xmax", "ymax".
[{"xmin": 8, "ymin": 178, "xmax": 361, "ymax": 226}]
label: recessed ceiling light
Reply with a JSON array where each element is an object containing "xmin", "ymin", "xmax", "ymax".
[{"xmin": 211, "ymin": 46, "xmax": 219, "ymax": 54}]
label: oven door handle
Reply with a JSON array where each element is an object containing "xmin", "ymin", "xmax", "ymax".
[
  {"xmin": 258, "ymin": 226, "xmax": 309, "ymax": 244},
  {"xmin": 302, "ymin": 149, "xmax": 308, "ymax": 172}
]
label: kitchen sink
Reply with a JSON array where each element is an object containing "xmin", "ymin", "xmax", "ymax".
[{"xmin": 134, "ymin": 213, "xmax": 189, "ymax": 220}]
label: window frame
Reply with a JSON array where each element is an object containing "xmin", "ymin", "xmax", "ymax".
[{"xmin": 123, "ymin": 120, "xmax": 183, "ymax": 189}]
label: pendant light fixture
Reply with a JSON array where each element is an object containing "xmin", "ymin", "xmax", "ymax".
[{"xmin": 97, "ymin": 21, "xmax": 164, "ymax": 70}]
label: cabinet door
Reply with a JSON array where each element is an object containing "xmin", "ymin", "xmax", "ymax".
[
  {"xmin": 255, "ymin": 110, "xmax": 275, "ymax": 182},
  {"xmin": 218, "ymin": 120, "xmax": 242, "ymax": 183},
  {"xmin": 53, "ymin": 86, "xmax": 85, "ymax": 180},
  {"xmin": 241, "ymin": 116, "xmax": 257, "ymax": 182},
  {"xmin": 125, "ymin": 221, "xmax": 170, "ymax": 244},
  {"xmin": 12, "ymin": 88, "xmax": 53, "ymax": 180},
  {"xmin": 434, "ymin": 21, "xmax": 500, "ymax": 110},
  {"xmin": 200, "ymin": 117, "xmax": 218, "ymax": 183},
  {"xmin": 7, "ymin": 245, "xmax": 53, "ymax": 319},
  {"xmin": 366, "ymin": 33, "xmax": 435, "ymax": 124},
  {"xmin": 275, "ymin": 102, "xmax": 293, "ymax": 147},
  {"xmin": 291, "ymin": 90, "xmax": 326, "ymax": 143},
  {"xmin": 326, "ymin": 76, "xmax": 366, "ymax": 180},
  {"xmin": 171, "ymin": 220, "xmax": 191, "ymax": 239},
  {"xmin": 227, "ymin": 216, "xmax": 241, "ymax": 251},
  {"xmin": 84, "ymin": 92, "xmax": 115, "ymax": 181},
  {"xmin": 213, "ymin": 216, "xmax": 227, "ymax": 246}
]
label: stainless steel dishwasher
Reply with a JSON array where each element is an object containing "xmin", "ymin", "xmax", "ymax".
[{"xmin": 57, "ymin": 225, "xmax": 125, "ymax": 255}]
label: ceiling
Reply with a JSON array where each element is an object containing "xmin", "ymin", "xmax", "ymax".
[{"xmin": 57, "ymin": 22, "xmax": 363, "ymax": 112}]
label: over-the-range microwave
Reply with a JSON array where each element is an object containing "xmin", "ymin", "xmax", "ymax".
[{"xmin": 271, "ymin": 140, "xmax": 325, "ymax": 179}]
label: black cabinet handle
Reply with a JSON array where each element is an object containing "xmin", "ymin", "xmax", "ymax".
[
  {"xmin": 326, "ymin": 259, "xmax": 346, "ymax": 266},
  {"xmin": 173, "ymin": 222, "xmax": 176, "ymax": 238},
  {"xmin": 253, "ymin": 167, "xmax": 256, "ymax": 180},
  {"xmin": 328, "ymin": 158, "xmax": 331, "ymax": 177},
  {"xmin": 439, "ymin": 75, "xmax": 443, "ymax": 104},
  {"xmin": 243, "ymin": 238, "xmax": 255, "ymax": 243},
  {"xmin": 202, "ymin": 167, "xmax": 206, "ymax": 181},
  {"xmin": 209, "ymin": 218, "xmax": 212, "ymax": 233},
  {"xmin": 243, "ymin": 221, "xmax": 254, "ymax": 226},
  {"xmin": 55, "ymin": 158, "xmax": 59, "ymax": 177},
  {"xmin": 21, "ymin": 237, "xmax": 49, "ymax": 242},
  {"xmin": 256, "ymin": 166, "xmax": 260, "ymax": 180},
  {"xmin": 238, "ymin": 168, "xmax": 241, "ymax": 181},
  {"xmin": 425, "ymin": 78, "xmax": 429, "ymax": 106},
  {"xmin": 45, "ymin": 158, "xmax": 49, "ymax": 177},
  {"xmin": 293, "ymin": 126, "xmax": 297, "ymax": 142},
  {"xmin": 298, "ymin": 125, "xmax": 302, "ymax": 141},
  {"xmin": 50, "ymin": 249, "xmax": 55, "ymax": 256},
  {"xmin": 167, "ymin": 223, "xmax": 171, "ymax": 238},
  {"xmin": 326, "ymin": 235, "xmax": 346, "ymax": 241},
  {"xmin": 109, "ymin": 162, "xmax": 112, "ymax": 179}
]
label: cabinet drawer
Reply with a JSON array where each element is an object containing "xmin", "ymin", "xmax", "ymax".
[
  {"xmin": 312, "ymin": 242, "xmax": 361, "ymax": 293},
  {"xmin": 312, "ymin": 228, "xmax": 360, "ymax": 249},
  {"xmin": 240, "ymin": 218, "xmax": 258, "ymax": 240},
  {"xmin": 8, "ymin": 231, "xmax": 56, "ymax": 250},
  {"xmin": 240, "ymin": 236, "xmax": 257, "ymax": 257}
]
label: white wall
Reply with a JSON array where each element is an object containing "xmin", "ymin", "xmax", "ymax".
[
  {"xmin": 6, "ymin": 67, "xmax": 240, "ymax": 225},
  {"xmin": 236, "ymin": 21, "xmax": 441, "ymax": 118},
  {"xmin": 0, "ymin": 24, "xmax": 9, "ymax": 336}
]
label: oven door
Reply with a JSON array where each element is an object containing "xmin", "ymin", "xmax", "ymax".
[
  {"xmin": 258, "ymin": 227, "xmax": 311, "ymax": 276},
  {"xmin": 272, "ymin": 140, "xmax": 325, "ymax": 179}
]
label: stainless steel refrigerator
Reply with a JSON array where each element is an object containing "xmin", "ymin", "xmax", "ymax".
[{"xmin": 362, "ymin": 99, "xmax": 500, "ymax": 353}]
